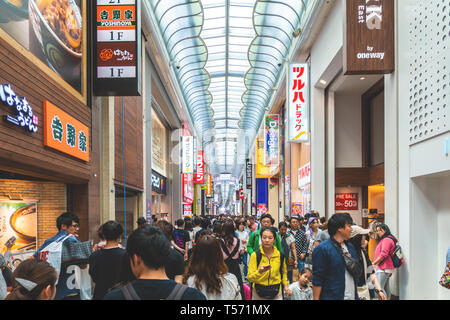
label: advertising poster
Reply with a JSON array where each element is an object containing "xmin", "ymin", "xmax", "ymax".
[
  {"xmin": 182, "ymin": 136, "xmax": 194, "ymax": 174},
  {"xmin": 291, "ymin": 202, "xmax": 303, "ymax": 217},
  {"xmin": 0, "ymin": 201, "xmax": 37, "ymax": 269},
  {"xmin": 0, "ymin": 0, "xmax": 84, "ymax": 93},
  {"xmin": 256, "ymin": 203, "xmax": 267, "ymax": 218},
  {"xmin": 264, "ymin": 114, "xmax": 280, "ymax": 167},
  {"xmin": 256, "ymin": 138, "xmax": 272, "ymax": 178},
  {"xmin": 182, "ymin": 173, "xmax": 194, "ymax": 204}
]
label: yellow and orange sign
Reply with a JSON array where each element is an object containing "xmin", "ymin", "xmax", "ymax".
[
  {"xmin": 43, "ymin": 101, "xmax": 89, "ymax": 162},
  {"xmin": 256, "ymin": 138, "xmax": 273, "ymax": 178}
]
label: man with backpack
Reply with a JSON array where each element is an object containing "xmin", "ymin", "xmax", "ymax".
[
  {"xmin": 247, "ymin": 214, "xmax": 283, "ymax": 256},
  {"xmin": 104, "ymin": 226, "xmax": 206, "ymax": 300},
  {"xmin": 173, "ymin": 219, "xmax": 190, "ymax": 262}
]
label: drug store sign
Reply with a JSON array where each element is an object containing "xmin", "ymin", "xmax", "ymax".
[{"xmin": 43, "ymin": 101, "xmax": 89, "ymax": 162}]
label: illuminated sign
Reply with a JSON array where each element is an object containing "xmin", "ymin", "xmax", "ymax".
[
  {"xmin": 195, "ymin": 151, "xmax": 205, "ymax": 184},
  {"xmin": 287, "ymin": 63, "xmax": 309, "ymax": 142},
  {"xmin": 264, "ymin": 114, "xmax": 280, "ymax": 166},
  {"xmin": 93, "ymin": 0, "xmax": 141, "ymax": 96},
  {"xmin": 182, "ymin": 136, "xmax": 194, "ymax": 173},
  {"xmin": 344, "ymin": 0, "xmax": 394, "ymax": 74},
  {"xmin": 206, "ymin": 174, "xmax": 213, "ymax": 197},
  {"xmin": 246, "ymin": 159, "xmax": 252, "ymax": 189},
  {"xmin": 0, "ymin": 84, "xmax": 38, "ymax": 133},
  {"xmin": 151, "ymin": 170, "xmax": 167, "ymax": 195},
  {"xmin": 43, "ymin": 100, "xmax": 89, "ymax": 162}
]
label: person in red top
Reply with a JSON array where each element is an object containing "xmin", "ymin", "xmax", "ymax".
[{"xmin": 372, "ymin": 224, "xmax": 397, "ymax": 300}]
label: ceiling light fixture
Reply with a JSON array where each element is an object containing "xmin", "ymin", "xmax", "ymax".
[
  {"xmin": 360, "ymin": 77, "xmax": 366, "ymax": 80},
  {"xmin": 319, "ymin": 79, "xmax": 327, "ymax": 85}
]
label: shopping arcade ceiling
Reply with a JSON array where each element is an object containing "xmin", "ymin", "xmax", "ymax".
[{"xmin": 149, "ymin": 0, "xmax": 314, "ymax": 206}]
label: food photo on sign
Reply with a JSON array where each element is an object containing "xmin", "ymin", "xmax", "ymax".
[
  {"xmin": 0, "ymin": 201, "xmax": 37, "ymax": 270},
  {"xmin": 0, "ymin": 0, "xmax": 83, "ymax": 93}
]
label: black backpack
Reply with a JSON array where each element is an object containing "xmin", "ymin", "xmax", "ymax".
[{"xmin": 120, "ymin": 281, "xmax": 188, "ymax": 300}]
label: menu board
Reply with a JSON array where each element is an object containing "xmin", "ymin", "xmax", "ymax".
[{"xmin": 93, "ymin": 0, "xmax": 141, "ymax": 96}]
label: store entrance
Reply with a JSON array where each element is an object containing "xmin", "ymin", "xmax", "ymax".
[{"xmin": 115, "ymin": 186, "xmax": 139, "ymax": 241}]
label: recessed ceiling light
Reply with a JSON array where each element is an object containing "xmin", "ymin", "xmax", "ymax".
[
  {"xmin": 319, "ymin": 79, "xmax": 327, "ymax": 85},
  {"xmin": 360, "ymin": 77, "xmax": 366, "ymax": 80}
]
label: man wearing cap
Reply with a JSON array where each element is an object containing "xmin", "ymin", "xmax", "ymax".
[
  {"xmin": 247, "ymin": 214, "xmax": 283, "ymax": 256},
  {"xmin": 349, "ymin": 225, "xmax": 387, "ymax": 300}
]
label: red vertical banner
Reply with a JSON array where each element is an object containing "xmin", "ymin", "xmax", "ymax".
[
  {"xmin": 195, "ymin": 151, "xmax": 205, "ymax": 184},
  {"xmin": 182, "ymin": 173, "xmax": 194, "ymax": 204}
]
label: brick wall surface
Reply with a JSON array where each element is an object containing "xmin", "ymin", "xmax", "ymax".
[{"xmin": 0, "ymin": 179, "xmax": 66, "ymax": 248}]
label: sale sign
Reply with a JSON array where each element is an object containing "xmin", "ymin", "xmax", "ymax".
[
  {"xmin": 335, "ymin": 193, "xmax": 359, "ymax": 210},
  {"xmin": 195, "ymin": 151, "xmax": 205, "ymax": 184},
  {"xmin": 298, "ymin": 162, "xmax": 311, "ymax": 188},
  {"xmin": 182, "ymin": 173, "xmax": 194, "ymax": 204}
]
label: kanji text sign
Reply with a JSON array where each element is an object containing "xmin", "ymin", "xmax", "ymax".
[
  {"xmin": 43, "ymin": 101, "xmax": 89, "ymax": 162},
  {"xmin": 287, "ymin": 63, "xmax": 309, "ymax": 142},
  {"xmin": 344, "ymin": 0, "xmax": 394, "ymax": 74}
]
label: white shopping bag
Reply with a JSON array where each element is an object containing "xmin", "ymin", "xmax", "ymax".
[
  {"xmin": 37, "ymin": 235, "xmax": 71, "ymax": 284},
  {"xmin": 73, "ymin": 265, "xmax": 92, "ymax": 300}
]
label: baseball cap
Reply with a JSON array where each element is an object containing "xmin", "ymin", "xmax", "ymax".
[{"xmin": 350, "ymin": 225, "xmax": 370, "ymax": 238}]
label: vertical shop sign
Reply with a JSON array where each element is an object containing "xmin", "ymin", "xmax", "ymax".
[
  {"xmin": 246, "ymin": 159, "xmax": 252, "ymax": 189},
  {"xmin": 344, "ymin": 0, "xmax": 394, "ymax": 74},
  {"xmin": 256, "ymin": 138, "xmax": 272, "ymax": 178},
  {"xmin": 206, "ymin": 174, "xmax": 213, "ymax": 197},
  {"xmin": 298, "ymin": 162, "xmax": 311, "ymax": 189},
  {"xmin": 182, "ymin": 173, "xmax": 194, "ymax": 204},
  {"xmin": 43, "ymin": 101, "xmax": 89, "ymax": 162},
  {"xmin": 287, "ymin": 63, "xmax": 309, "ymax": 142},
  {"xmin": 182, "ymin": 136, "xmax": 194, "ymax": 173},
  {"xmin": 264, "ymin": 114, "xmax": 280, "ymax": 166},
  {"xmin": 93, "ymin": 0, "xmax": 141, "ymax": 96},
  {"xmin": 195, "ymin": 151, "xmax": 205, "ymax": 184}
]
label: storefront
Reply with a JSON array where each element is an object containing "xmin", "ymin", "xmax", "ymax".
[{"xmin": 0, "ymin": 0, "xmax": 94, "ymax": 265}]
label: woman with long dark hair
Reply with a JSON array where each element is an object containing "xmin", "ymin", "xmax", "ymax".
[
  {"xmin": 183, "ymin": 235, "xmax": 241, "ymax": 300},
  {"xmin": 219, "ymin": 221, "xmax": 244, "ymax": 299},
  {"xmin": 372, "ymin": 223, "xmax": 397, "ymax": 299},
  {"xmin": 348, "ymin": 226, "xmax": 387, "ymax": 300}
]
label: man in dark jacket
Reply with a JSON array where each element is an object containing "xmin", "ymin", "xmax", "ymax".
[{"xmin": 312, "ymin": 213, "xmax": 360, "ymax": 300}]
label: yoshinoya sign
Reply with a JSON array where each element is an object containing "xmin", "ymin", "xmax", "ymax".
[
  {"xmin": 151, "ymin": 170, "xmax": 167, "ymax": 195},
  {"xmin": 43, "ymin": 101, "xmax": 89, "ymax": 162},
  {"xmin": 93, "ymin": 0, "xmax": 141, "ymax": 96},
  {"xmin": 287, "ymin": 63, "xmax": 309, "ymax": 142},
  {"xmin": 0, "ymin": 84, "xmax": 38, "ymax": 133},
  {"xmin": 344, "ymin": 0, "xmax": 394, "ymax": 74}
]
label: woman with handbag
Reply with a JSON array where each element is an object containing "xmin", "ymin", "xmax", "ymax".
[
  {"xmin": 349, "ymin": 226, "xmax": 386, "ymax": 300},
  {"xmin": 247, "ymin": 227, "xmax": 291, "ymax": 300}
]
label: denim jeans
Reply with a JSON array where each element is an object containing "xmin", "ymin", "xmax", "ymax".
[
  {"xmin": 376, "ymin": 272, "xmax": 392, "ymax": 299},
  {"xmin": 241, "ymin": 253, "xmax": 248, "ymax": 278}
]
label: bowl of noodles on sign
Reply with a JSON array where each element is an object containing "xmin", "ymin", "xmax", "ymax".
[
  {"xmin": 0, "ymin": 0, "xmax": 29, "ymax": 23},
  {"xmin": 9, "ymin": 204, "xmax": 37, "ymax": 243},
  {"xmin": 29, "ymin": 0, "xmax": 82, "ymax": 89}
]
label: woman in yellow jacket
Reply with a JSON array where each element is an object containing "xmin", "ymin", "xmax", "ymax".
[{"xmin": 247, "ymin": 227, "xmax": 292, "ymax": 300}]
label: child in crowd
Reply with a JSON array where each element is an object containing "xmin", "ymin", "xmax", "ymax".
[{"xmin": 286, "ymin": 268, "xmax": 312, "ymax": 300}]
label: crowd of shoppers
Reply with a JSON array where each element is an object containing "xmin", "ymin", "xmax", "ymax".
[{"xmin": 0, "ymin": 210, "xmax": 404, "ymax": 300}]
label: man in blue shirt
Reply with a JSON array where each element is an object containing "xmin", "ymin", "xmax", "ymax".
[
  {"xmin": 312, "ymin": 213, "xmax": 359, "ymax": 300},
  {"xmin": 33, "ymin": 212, "xmax": 82, "ymax": 300}
]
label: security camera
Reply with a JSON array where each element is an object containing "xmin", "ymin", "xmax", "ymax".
[
  {"xmin": 175, "ymin": 61, "xmax": 180, "ymax": 69},
  {"xmin": 277, "ymin": 59, "xmax": 283, "ymax": 67}
]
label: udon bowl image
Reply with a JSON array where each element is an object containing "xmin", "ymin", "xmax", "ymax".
[
  {"xmin": 0, "ymin": 0, "xmax": 29, "ymax": 23},
  {"xmin": 29, "ymin": 0, "xmax": 82, "ymax": 87},
  {"xmin": 9, "ymin": 204, "xmax": 37, "ymax": 243}
]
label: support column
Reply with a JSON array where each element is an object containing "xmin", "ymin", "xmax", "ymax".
[
  {"xmin": 100, "ymin": 96, "xmax": 115, "ymax": 223},
  {"xmin": 325, "ymin": 90, "xmax": 335, "ymax": 219}
]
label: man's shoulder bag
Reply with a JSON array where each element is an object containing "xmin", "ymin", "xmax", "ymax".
[{"xmin": 330, "ymin": 240, "xmax": 363, "ymax": 280}]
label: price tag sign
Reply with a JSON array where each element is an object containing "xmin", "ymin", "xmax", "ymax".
[{"xmin": 335, "ymin": 193, "xmax": 359, "ymax": 210}]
